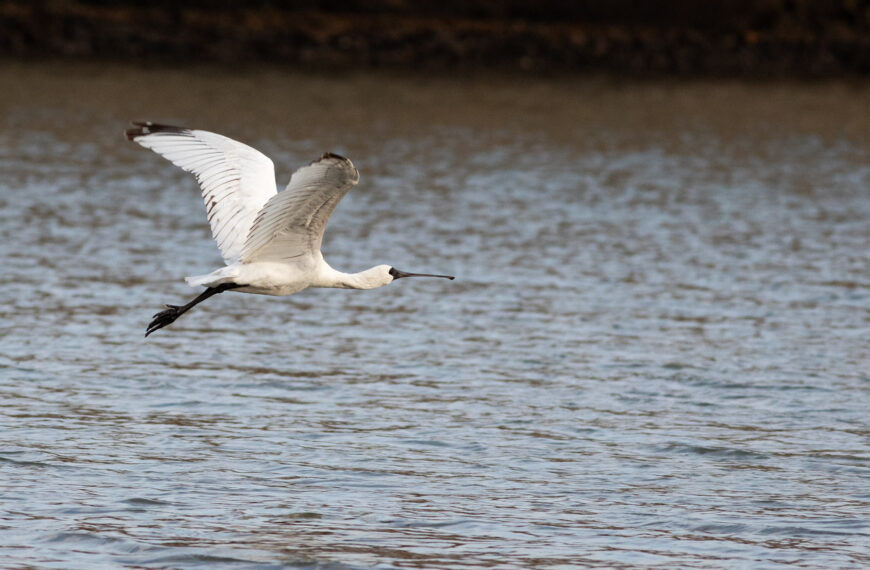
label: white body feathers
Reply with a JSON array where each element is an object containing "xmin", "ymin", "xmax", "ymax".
[{"xmin": 126, "ymin": 122, "xmax": 389, "ymax": 295}]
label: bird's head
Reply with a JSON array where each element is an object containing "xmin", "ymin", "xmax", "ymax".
[{"xmin": 353, "ymin": 265, "xmax": 454, "ymax": 290}]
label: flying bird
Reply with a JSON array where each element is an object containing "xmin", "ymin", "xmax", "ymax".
[{"xmin": 125, "ymin": 121, "xmax": 454, "ymax": 337}]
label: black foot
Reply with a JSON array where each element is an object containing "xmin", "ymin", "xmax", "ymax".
[
  {"xmin": 145, "ymin": 304, "xmax": 182, "ymax": 337},
  {"xmin": 144, "ymin": 284, "xmax": 243, "ymax": 338}
]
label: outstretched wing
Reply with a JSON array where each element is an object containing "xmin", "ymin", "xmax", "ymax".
[
  {"xmin": 241, "ymin": 153, "xmax": 359, "ymax": 263},
  {"xmin": 126, "ymin": 121, "xmax": 277, "ymax": 265}
]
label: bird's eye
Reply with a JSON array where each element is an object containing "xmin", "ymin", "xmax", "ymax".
[{"xmin": 388, "ymin": 267, "xmax": 399, "ymax": 278}]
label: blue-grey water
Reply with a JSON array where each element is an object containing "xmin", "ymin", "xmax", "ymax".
[{"xmin": 1, "ymin": 62, "xmax": 869, "ymax": 568}]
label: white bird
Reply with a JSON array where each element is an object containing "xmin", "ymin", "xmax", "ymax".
[{"xmin": 125, "ymin": 121, "xmax": 454, "ymax": 337}]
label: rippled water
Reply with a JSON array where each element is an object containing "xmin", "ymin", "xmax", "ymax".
[{"xmin": 1, "ymin": 62, "xmax": 869, "ymax": 568}]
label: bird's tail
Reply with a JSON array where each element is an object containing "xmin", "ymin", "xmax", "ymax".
[
  {"xmin": 185, "ymin": 274, "xmax": 214, "ymax": 288},
  {"xmin": 185, "ymin": 266, "xmax": 239, "ymax": 288}
]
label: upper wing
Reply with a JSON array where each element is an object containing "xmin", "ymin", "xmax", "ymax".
[
  {"xmin": 126, "ymin": 121, "xmax": 277, "ymax": 265},
  {"xmin": 241, "ymin": 153, "xmax": 360, "ymax": 263}
]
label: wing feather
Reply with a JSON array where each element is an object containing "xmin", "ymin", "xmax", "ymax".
[
  {"xmin": 126, "ymin": 121, "xmax": 277, "ymax": 264},
  {"xmin": 241, "ymin": 153, "xmax": 359, "ymax": 263}
]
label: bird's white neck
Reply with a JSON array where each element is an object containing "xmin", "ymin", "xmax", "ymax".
[{"xmin": 314, "ymin": 263, "xmax": 391, "ymax": 290}]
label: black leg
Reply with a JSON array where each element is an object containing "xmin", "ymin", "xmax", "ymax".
[{"xmin": 145, "ymin": 283, "xmax": 243, "ymax": 337}]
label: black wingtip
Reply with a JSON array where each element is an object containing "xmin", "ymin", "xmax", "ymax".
[
  {"xmin": 321, "ymin": 152, "xmax": 348, "ymax": 161},
  {"xmin": 314, "ymin": 152, "xmax": 354, "ymax": 166},
  {"xmin": 125, "ymin": 121, "xmax": 190, "ymax": 141}
]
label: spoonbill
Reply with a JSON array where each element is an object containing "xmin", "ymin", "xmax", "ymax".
[{"xmin": 126, "ymin": 121, "xmax": 454, "ymax": 337}]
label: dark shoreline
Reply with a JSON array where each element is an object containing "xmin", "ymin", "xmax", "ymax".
[{"xmin": 2, "ymin": 1, "xmax": 869, "ymax": 77}]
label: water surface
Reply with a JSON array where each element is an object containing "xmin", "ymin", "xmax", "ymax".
[{"xmin": 1, "ymin": 63, "xmax": 869, "ymax": 568}]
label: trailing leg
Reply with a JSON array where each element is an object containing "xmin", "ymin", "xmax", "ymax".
[{"xmin": 145, "ymin": 283, "xmax": 243, "ymax": 337}]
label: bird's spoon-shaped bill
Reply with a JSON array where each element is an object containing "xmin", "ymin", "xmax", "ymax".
[{"xmin": 390, "ymin": 268, "xmax": 455, "ymax": 280}]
